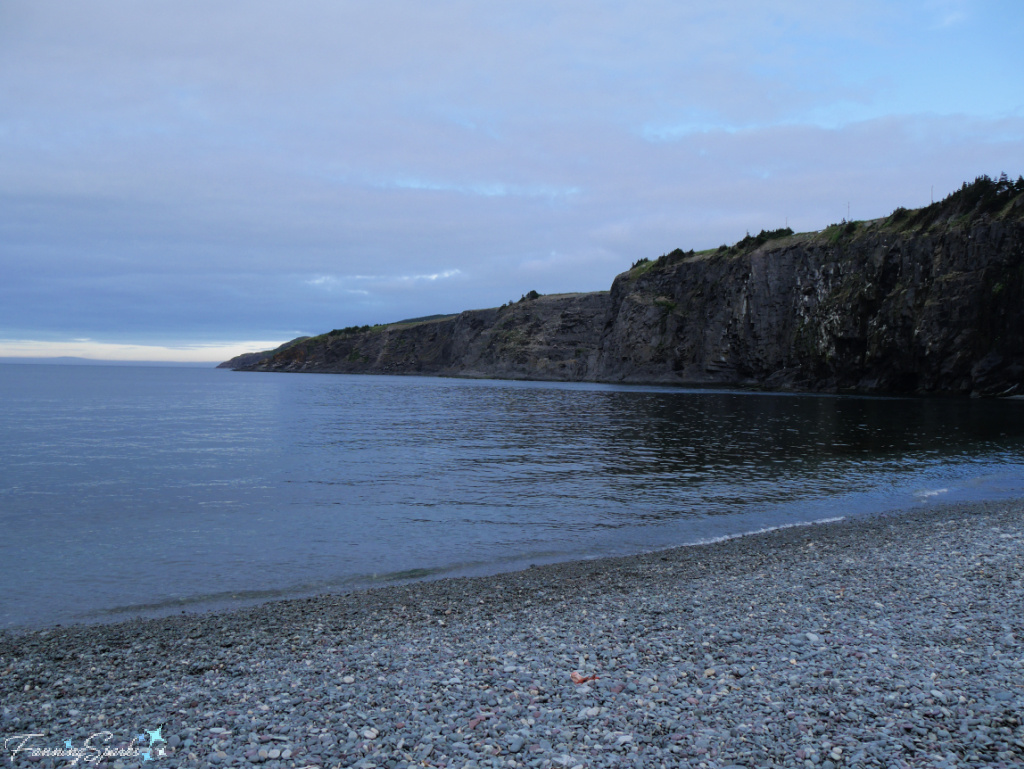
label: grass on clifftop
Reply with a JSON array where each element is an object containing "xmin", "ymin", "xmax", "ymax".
[
  {"xmin": 626, "ymin": 227, "xmax": 798, "ymax": 278},
  {"xmin": 623, "ymin": 173, "xmax": 1024, "ymax": 283}
]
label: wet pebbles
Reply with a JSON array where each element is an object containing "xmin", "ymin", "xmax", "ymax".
[{"xmin": 2, "ymin": 500, "xmax": 1022, "ymax": 768}]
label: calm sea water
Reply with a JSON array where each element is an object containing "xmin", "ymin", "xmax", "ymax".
[{"xmin": 2, "ymin": 363, "xmax": 1024, "ymax": 629}]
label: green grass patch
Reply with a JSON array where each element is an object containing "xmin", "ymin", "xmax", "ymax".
[{"xmin": 629, "ymin": 257, "xmax": 656, "ymax": 277}]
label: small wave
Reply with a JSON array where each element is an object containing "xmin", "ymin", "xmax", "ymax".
[
  {"xmin": 78, "ymin": 550, "xmax": 578, "ymax": 624},
  {"xmin": 685, "ymin": 516, "xmax": 847, "ymax": 548},
  {"xmin": 915, "ymin": 488, "xmax": 949, "ymax": 499}
]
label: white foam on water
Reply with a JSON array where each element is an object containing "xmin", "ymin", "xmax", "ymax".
[
  {"xmin": 686, "ymin": 516, "xmax": 847, "ymax": 548},
  {"xmin": 915, "ymin": 488, "xmax": 949, "ymax": 498}
]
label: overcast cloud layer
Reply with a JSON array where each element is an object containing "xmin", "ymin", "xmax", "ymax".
[{"xmin": 1, "ymin": 1, "xmax": 1022, "ymax": 361}]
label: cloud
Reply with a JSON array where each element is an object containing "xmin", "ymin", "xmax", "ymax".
[
  {"xmin": 304, "ymin": 276, "xmax": 370, "ymax": 294},
  {"xmin": 305, "ymin": 269, "xmax": 463, "ymax": 289},
  {"xmin": 924, "ymin": 0, "xmax": 970, "ymax": 28},
  {"xmin": 403, "ymin": 269, "xmax": 464, "ymax": 282},
  {"xmin": 641, "ymin": 120, "xmax": 745, "ymax": 142}
]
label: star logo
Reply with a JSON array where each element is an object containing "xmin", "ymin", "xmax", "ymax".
[{"xmin": 146, "ymin": 727, "xmax": 166, "ymax": 746}]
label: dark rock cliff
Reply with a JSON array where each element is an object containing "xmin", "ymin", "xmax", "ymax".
[
  {"xmin": 225, "ymin": 291, "xmax": 613, "ymax": 381},
  {"xmin": 224, "ymin": 177, "xmax": 1024, "ymax": 396}
]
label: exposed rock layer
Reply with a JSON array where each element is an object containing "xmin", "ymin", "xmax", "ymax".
[{"xmin": 225, "ymin": 188, "xmax": 1024, "ymax": 396}]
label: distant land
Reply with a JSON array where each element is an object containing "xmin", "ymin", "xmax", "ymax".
[
  {"xmin": 222, "ymin": 175, "xmax": 1024, "ymax": 397},
  {"xmin": 0, "ymin": 357, "xmax": 212, "ymax": 367}
]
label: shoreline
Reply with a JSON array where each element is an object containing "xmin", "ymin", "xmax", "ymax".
[
  {"xmin": 226, "ymin": 364, "xmax": 1010, "ymax": 400},
  {"xmin": 5, "ymin": 511, "xmax": 857, "ymax": 635},
  {"xmin": 2, "ymin": 499, "xmax": 1022, "ymax": 767}
]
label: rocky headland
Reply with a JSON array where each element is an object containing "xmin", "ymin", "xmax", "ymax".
[{"xmin": 222, "ymin": 176, "xmax": 1024, "ymax": 396}]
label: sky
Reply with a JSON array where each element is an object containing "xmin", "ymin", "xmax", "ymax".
[{"xmin": 1, "ymin": 1, "xmax": 1022, "ymax": 363}]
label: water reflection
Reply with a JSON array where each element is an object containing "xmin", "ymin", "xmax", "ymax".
[
  {"xmin": 2, "ymin": 366, "xmax": 1023, "ymax": 628},
  {"xmin": 294, "ymin": 379, "xmax": 1024, "ymax": 536}
]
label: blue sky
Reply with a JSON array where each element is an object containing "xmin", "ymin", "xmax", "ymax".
[{"xmin": 1, "ymin": 0, "xmax": 1022, "ymax": 362}]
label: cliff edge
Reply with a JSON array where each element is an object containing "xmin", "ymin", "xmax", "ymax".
[{"xmin": 222, "ymin": 175, "xmax": 1024, "ymax": 396}]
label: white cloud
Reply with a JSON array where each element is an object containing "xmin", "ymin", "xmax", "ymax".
[
  {"xmin": 305, "ymin": 270, "xmax": 463, "ymax": 291},
  {"xmin": 401, "ymin": 269, "xmax": 463, "ymax": 282}
]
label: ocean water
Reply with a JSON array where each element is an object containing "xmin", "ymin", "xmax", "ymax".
[{"xmin": 2, "ymin": 363, "xmax": 1024, "ymax": 630}]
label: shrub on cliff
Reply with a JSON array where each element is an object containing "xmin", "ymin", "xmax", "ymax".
[
  {"xmin": 328, "ymin": 325, "xmax": 371, "ymax": 336},
  {"xmin": 903, "ymin": 173, "xmax": 1024, "ymax": 231},
  {"xmin": 735, "ymin": 227, "xmax": 794, "ymax": 251}
]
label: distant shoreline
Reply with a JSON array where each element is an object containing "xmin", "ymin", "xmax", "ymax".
[{"xmin": 0, "ymin": 357, "xmax": 214, "ymax": 367}]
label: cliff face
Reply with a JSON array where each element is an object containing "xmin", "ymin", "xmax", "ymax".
[
  {"xmin": 229, "ymin": 291, "xmax": 613, "ymax": 381},
  {"xmin": 589, "ymin": 217, "xmax": 1024, "ymax": 394},
  {"xmin": 227, "ymin": 181, "xmax": 1024, "ymax": 396}
]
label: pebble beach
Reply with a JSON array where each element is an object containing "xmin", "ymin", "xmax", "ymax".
[{"xmin": 2, "ymin": 500, "xmax": 1022, "ymax": 769}]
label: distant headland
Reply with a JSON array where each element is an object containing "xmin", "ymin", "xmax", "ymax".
[{"xmin": 221, "ymin": 175, "xmax": 1024, "ymax": 397}]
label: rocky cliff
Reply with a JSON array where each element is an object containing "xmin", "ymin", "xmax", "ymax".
[{"xmin": 224, "ymin": 176, "xmax": 1024, "ymax": 396}]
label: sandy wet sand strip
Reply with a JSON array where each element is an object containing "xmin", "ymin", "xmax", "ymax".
[{"xmin": 2, "ymin": 500, "xmax": 1022, "ymax": 768}]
